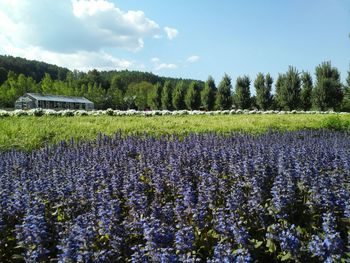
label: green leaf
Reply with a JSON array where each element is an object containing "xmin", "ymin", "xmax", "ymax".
[
  {"xmin": 7, "ymin": 235, "xmax": 15, "ymax": 241},
  {"xmin": 99, "ymin": 234, "xmax": 110, "ymax": 242},
  {"xmin": 57, "ymin": 211, "xmax": 65, "ymax": 222},
  {"xmin": 281, "ymin": 252, "xmax": 292, "ymax": 261},
  {"xmin": 266, "ymin": 239, "xmax": 276, "ymax": 253},
  {"xmin": 254, "ymin": 240, "xmax": 263, "ymax": 249},
  {"xmin": 207, "ymin": 229, "xmax": 219, "ymax": 239},
  {"xmin": 296, "ymin": 225, "xmax": 307, "ymax": 235}
]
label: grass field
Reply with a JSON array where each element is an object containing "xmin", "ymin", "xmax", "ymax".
[{"xmin": 1, "ymin": 114, "xmax": 349, "ymax": 151}]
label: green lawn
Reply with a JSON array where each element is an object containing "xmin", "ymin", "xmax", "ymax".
[{"xmin": 0, "ymin": 114, "xmax": 349, "ymax": 151}]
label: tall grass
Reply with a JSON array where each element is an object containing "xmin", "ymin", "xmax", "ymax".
[{"xmin": 0, "ymin": 114, "xmax": 349, "ymax": 151}]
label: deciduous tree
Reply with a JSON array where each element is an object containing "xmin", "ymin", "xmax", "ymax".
[
  {"xmin": 300, "ymin": 72, "xmax": 313, "ymax": 111},
  {"xmin": 313, "ymin": 61, "xmax": 343, "ymax": 111},
  {"xmin": 148, "ymin": 82, "xmax": 162, "ymax": 110},
  {"xmin": 185, "ymin": 81, "xmax": 201, "ymax": 110},
  {"xmin": 201, "ymin": 76, "xmax": 216, "ymax": 110},
  {"xmin": 275, "ymin": 66, "xmax": 301, "ymax": 110},
  {"xmin": 161, "ymin": 81, "xmax": 173, "ymax": 110},
  {"xmin": 341, "ymin": 67, "xmax": 350, "ymax": 112},
  {"xmin": 172, "ymin": 81, "xmax": 186, "ymax": 110},
  {"xmin": 254, "ymin": 73, "xmax": 273, "ymax": 110},
  {"xmin": 215, "ymin": 74, "xmax": 232, "ymax": 110},
  {"xmin": 234, "ymin": 75, "xmax": 251, "ymax": 109}
]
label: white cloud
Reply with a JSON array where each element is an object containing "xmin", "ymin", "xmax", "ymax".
[
  {"xmin": 164, "ymin": 27, "xmax": 179, "ymax": 40},
  {"xmin": 187, "ymin": 55, "xmax": 200, "ymax": 63},
  {"xmin": 155, "ymin": 63, "xmax": 177, "ymax": 71},
  {"xmin": 0, "ymin": 0, "xmax": 163, "ymax": 71},
  {"xmin": 153, "ymin": 34, "xmax": 163, "ymax": 39},
  {"xmin": 72, "ymin": 0, "xmax": 114, "ymax": 17},
  {"xmin": 151, "ymin": 57, "xmax": 177, "ymax": 71},
  {"xmin": 0, "ymin": 0, "xmax": 161, "ymax": 52},
  {"xmin": 151, "ymin": 57, "xmax": 160, "ymax": 63}
]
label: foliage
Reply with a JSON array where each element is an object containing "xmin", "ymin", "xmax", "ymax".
[
  {"xmin": 148, "ymin": 82, "xmax": 163, "ymax": 110},
  {"xmin": 234, "ymin": 75, "xmax": 251, "ymax": 109},
  {"xmin": 0, "ymin": 131, "xmax": 350, "ymax": 262},
  {"xmin": 185, "ymin": 81, "xmax": 201, "ymax": 110},
  {"xmin": 254, "ymin": 73, "xmax": 273, "ymax": 110},
  {"xmin": 275, "ymin": 66, "xmax": 301, "ymax": 110},
  {"xmin": 172, "ymin": 81, "xmax": 186, "ymax": 110},
  {"xmin": 125, "ymin": 81, "xmax": 154, "ymax": 110},
  {"xmin": 0, "ymin": 54, "xmax": 69, "ymax": 82},
  {"xmin": 341, "ymin": 67, "xmax": 350, "ymax": 112},
  {"xmin": 108, "ymin": 75, "xmax": 126, "ymax": 109},
  {"xmin": 0, "ymin": 56, "xmax": 202, "ymax": 110},
  {"xmin": 1, "ymin": 55, "xmax": 350, "ymax": 112},
  {"xmin": 201, "ymin": 76, "xmax": 217, "ymax": 111},
  {"xmin": 313, "ymin": 61, "xmax": 343, "ymax": 111},
  {"xmin": 215, "ymin": 74, "xmax": 232, "ymax": 110},
  {"xmin": 0, "ymin": 113, "xmax": 349, "ymax": 151},
  {"xmin": 159, "ymin": 81, "xmax": 172, "ymax": 110},
  {"xmin": 300, "ymin": 72, "xmax": 313, "ymax": 111}
]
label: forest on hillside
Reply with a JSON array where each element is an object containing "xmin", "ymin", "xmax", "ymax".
[{"xmin": 0, "ymin": 55, "xmax": 349, "ymax": 111}]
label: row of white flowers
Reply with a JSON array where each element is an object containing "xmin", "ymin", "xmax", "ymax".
[{"xmin": 0, "ymin": 108, "xmax": 349, "ymax": 117}]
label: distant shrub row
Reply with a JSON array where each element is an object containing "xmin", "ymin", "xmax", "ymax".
[{"xmin": 0, "ymin": 108, "xmax": 349, "ymax": 117}]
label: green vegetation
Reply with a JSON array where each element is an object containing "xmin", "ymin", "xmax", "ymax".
[
  {"xmin": 234, "ymin": 75, "xmax": 251, "ymax": 109},
  {"xmin": 313, "ymin": 61, "xmax": 343, "ymax": 111},
  {"xmin": 254, "ymin": 73, "xmax": 273, "ymax": 110},
  {"xmin": 201, "ymin": 76, "xmax": 217, "ymax": 111},
  {"xmin": 300, "ymin": 72, "xmax": 313, "ymax": 111},
  {"xmin": 0, "ymin": 114, "xmax": 349, "ymax": 151},
  {"xmin": 275, "ymin": 66, "xmax": 301, "ymax": 110},
  {"xmin": 0, "ymin": 56, "xmax": 350, "ymax": 111},
  {"xmin": 215, "ymin": 74, "xmax": 232, "ymax": 110},
  {"xmin": 342, "ymin": 67, "xmax": 350, "ymax": 111},
  {"xmin": 1, "ymin": 55, "xmax": 349, "ymax": 111}
]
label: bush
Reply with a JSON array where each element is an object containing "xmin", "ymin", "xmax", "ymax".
[
  {"xmin": 28, "ymin": 108, "xmax": 44, "ymax": 116},
  {"xmin": 323, "ymin": 116, "xmax": 350, "ymax": 131},
  {"xmin": 61, "ymin": 110, "xmax": 74, "ymax": 117},
  {"xmin": 106, "ymin": 108, "xmax": 114, "ymax": 116}
]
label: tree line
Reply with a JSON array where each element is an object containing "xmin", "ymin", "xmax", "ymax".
[{"xmin": 0, "ymin": 56, "xmax": 349, "ymax": 111}]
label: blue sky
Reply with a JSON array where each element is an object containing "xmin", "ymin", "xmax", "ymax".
[{"xmin": 0, "ymin": 0, "xmax": 349, "ymax": 84}]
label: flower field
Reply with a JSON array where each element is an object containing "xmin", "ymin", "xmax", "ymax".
[{"xmin": 0, "ymin": 130, "xmax": 349, "ymax": 262}]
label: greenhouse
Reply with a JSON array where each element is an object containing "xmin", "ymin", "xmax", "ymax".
[{"xmin": 15, "ymin": 93, "xmax": 94, "ymax": 110}]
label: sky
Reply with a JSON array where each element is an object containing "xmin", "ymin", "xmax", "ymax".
[{"xmin": 0, "ymin": 0, "xmax": 349, "ymax": 84}]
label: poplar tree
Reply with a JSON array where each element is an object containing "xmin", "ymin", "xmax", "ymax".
[
  {"xmin": 313, "ymin": 61, "xmax": 343, "ymax": 111},
  {"xmin": 201, "ymin": 76, "xmax": 216, "ymax": 111},
  {"xmin": 185, "ymin": 81, "xmax": 201, "ymax": 110},
  {"xmin": 254, "ymin": 73, "xmax": 273, "ymax": 110},
  {"xmin": 215, "ymin": 74, "xmax": 232, "ymax": 110},
  {"xmin": 148, "ymin": 82, "xmax": 162, "ymax": 110},
  {"xmin": 161, "ymin": 81, "xmax": 173, "ymax": 110},
  {"xmin": 300, "ymin": 72, "xmax": 313, "ymax": 111},
  {"xmin": 341, "ymin": 67, "xmax": 350, "ymax": 111},
  {"xmin": 234, "ymin": 75, "xmax": 251, "ymax": 109},
  {"xmin": 172, "ymin": 81, "xmax": 186, "ymax": 110},
  {"xmin": 275, "ymin": 66, "xmax": 301, "ymax": 110}
]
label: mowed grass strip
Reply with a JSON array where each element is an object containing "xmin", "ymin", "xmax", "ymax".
[{"xmin": 0, "ymin": 114, "xmax": 349, "ymax": 151}]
